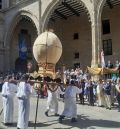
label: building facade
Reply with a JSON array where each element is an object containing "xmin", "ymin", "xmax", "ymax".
[{"xmin": 0, "ymin": 0, "xmax": 120, "ymax": 72}]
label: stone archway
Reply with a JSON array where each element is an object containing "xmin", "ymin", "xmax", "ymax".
[
  {"xmin": 97, "ymin": 0, "xmax": 107, "ymax": 19},
  {"xmin": 6, "ymin": 11, "xmax": 38, "ymax": 72},
  {"xmin": 42, "ymin": 0, "xmax": 91, "ymax": 32},
  {"xmin": 4, "ymin": 10, "xmax": 39, "ymax": 47},
  {"xmin": 41, "ymin": 0, "xmax": 92, "ymax": 70}
]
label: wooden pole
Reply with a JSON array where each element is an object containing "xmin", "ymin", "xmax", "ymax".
[
  {"xmin": 34, "ymin": 92, "xmax": 40, "ymax": 129},
  {"xmin": 0, "ymin": 108, "xmax": 3, "ymax": 116}
]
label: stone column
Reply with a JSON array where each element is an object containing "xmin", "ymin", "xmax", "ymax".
[
  {"xmin": 97, "ymin": 17, "xmax": 102, "ymax": 66},
  {"xmin": 91, "ymin": 12, "xmax": 101, "ymax": 68},
  {"xmin": 2, "ymin": 0, "xmax": 9, "ymax": 9},
  {"xmin": 91, "ymin": 21, "xmax": 98, "ymax": 67}
]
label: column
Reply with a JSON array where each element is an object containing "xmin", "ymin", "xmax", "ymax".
[
  {"xmin": 2, "ymin": 0, "xmax": 9, "ymax": 9},
  {"xmin": 91, "ymin": 12, "xmax": 101, "ymax": 68}
]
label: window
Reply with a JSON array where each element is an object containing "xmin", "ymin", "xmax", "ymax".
[
  {"xmin": 74, "ymin": 63, "xmax": 80, "ymax": 68},
  {"xmin": 102, "ymin": 20, "xmax": 110, "ymax": 34},
  {"xmin": 73, "ymin": 33, "xmax": 79, "ymax": 40},
  {"xmin": 0, "ymin": 0, "xmax": 2, "ymax": 9},
  {"xmin": 74, "ymin": 52, "xmax": 79, "ymax": 59},
  {"xmin": 103, "ymin": 39, "xmax": 112, "ymax": 56}
]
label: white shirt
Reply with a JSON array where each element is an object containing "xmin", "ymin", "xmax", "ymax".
[
  {"xmin": 64, "ymin": 85, "xmax": 82, "ymax": 98},
  {"xmin": 17, "ymin": 81, "xmax": 32, "ymax": 99},
  {"xmin": 2, "ymin": 82, "xmax": 17, "ymax": 97}
]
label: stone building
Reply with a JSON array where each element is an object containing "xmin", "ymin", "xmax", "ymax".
[{"xmin": 0, "ymin": 0, "xmax": 120, "ymax": 72}]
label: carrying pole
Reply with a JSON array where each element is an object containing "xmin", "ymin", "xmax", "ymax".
[
  {"xmin": 0, "ymin": 108, "xmax": 3, "ymax": 116},
  {"xmin": 34, "ymin": 92, "xmax": 40, "ymax": 129}
]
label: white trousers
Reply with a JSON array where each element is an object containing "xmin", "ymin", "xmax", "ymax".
[
  {"xmin": 2, "ymin": 96, "xmax": 14, "ymax": 123},
  {"xmin": 47, "ymin": 91, "xmax": 58, "ymax": 114},
  {"xmin": 105, "ymin": 95, "xmax": 111, "ymax": 108},
  {"xmin": 62, "ymin": 97, "xmax": 77, "ymax": 118},
  {"xmin": 17, "ymin": 98, "xmax": 30, "ymax": 129}
]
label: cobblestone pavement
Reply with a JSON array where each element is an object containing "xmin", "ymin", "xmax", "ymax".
[{"xmin": 0, "ymin": 93, "xmax": 120, "ymax": 129}]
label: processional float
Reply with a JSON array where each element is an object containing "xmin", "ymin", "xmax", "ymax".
[
  {"xmin": 87, "ymin": 66, "xmax": 118, "ymax": 79},
  {"xmin": 30, "ymin": 30, "xmax": 62, "ymax": 129}
]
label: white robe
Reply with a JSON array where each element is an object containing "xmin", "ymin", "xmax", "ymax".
[
  {"xmin": 17, "ymin": 82, "xmax": 32, "ymax": 129},
  {"xmin": 1, "ymin": 82, "xmax": 17, "ymax": 123},
  {"xmin": 96, "ymin": 84, "xmax": 106, "ymax": 106},
  {"xmin": 62, "ymin": 85, "xmax": 82, "ymax": 118},
  {"xmin": 47, "ymin": 89, "xmax": 58, "ymax": 114}
]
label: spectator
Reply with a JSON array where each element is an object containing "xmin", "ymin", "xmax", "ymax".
[
  {"xmin": 106, "ymin": 60, "xmax": 114, "ymax": 79},
  {"xmin": 103, "ymin": 80, "xmax": 112, "ymax": 110},
  {"xmin": 115, "ymin": 78, "xmax": 120, "ymax": 112},
  {"xmin": 79, "ymin": 79, "xmax": 85, "ymax": 105},
  {"xmin": 88, "ymin": 80, "xmax": 94, "ymax": 106}
]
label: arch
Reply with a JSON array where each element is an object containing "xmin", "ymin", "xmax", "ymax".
[
  {"xmin": 41, "ymin": 0, "xmax": 92, "ymax": 32},
  {"xmin": 4, "ymin": 10, "xmax": 39, "ymax": 47},
  {"xmin": 41, "ymin": 0, "xmax": 92, "ymax": 69},
  {"xmin": 97, "ymin": 0, "xmax": 106, "ymax": 21}
]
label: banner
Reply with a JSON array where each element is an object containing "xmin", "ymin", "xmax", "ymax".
[{"xmin": 19, "ymin": 34, "xmax": 27, "ymax": 60}]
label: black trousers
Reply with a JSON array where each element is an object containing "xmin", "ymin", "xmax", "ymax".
[
  {"xmin": 79, "ymin": 93, "xmax": 84, "ymax": 104},
  {"xmin": 88, "ymin": 93, "xmax": 94, "ymax": 106}
]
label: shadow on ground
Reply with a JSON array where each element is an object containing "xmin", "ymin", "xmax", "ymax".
[
  {"xmin": 1, "ymin": 114, "xmax": 120, "ymax": 129},
  {"xmin": 5, "ymin": 121, "xmax": 53, "ymax": 128},
  {"xmin": 54, "ymin": 114, "xmax": 120, "ymax": 129},
  {"xmin": 0, "ymin": 127, "xmax": 5, "ymax": 129}
]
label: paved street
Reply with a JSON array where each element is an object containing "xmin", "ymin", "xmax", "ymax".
[{"xmin": 0, "ymin": 93, "xmax": 120, "ymax": 129}]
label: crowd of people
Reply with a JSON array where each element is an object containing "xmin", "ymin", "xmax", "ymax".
[
  {"xmin": 0, "ymin": 62, "xmax": 120, "ymax": 128},
  {"xmin": 44, "ymin": 66, "xmax": 120, "ymax": 123},
  {"xmin": 62, "ymin": 67, "xmax": 120, "ymax": 108}
]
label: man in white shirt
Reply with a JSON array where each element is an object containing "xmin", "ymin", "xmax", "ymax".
[
  {"xmin": 17, "ymin": 74, "xmax": 32, "ymax": 129},
  {"xmin": 59, "ymin": 80, "xmax": 82, "ymax": 123},
  {"xmin": 2, "ymin": 75, "xmax": 17, "ymax": 125},
  {"xmin": 45, "ymin": 81, "xmax": 64, "ymax": 117}
]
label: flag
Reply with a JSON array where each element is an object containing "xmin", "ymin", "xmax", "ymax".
[{"xmin": 101, "ymin": 50, "xmax": 105, "ymax": 68}]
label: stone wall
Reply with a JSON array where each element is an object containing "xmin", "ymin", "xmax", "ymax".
[
  {"xmin": 51, "ymin": 13, "xmax": 92, "ymax": 70},
  {"xmin": 102, "ymin": 5, "xmax": 120, "ymax": 64},
  {"xmin": 0, "ymin": 0, "xmax": 120, "ymax": 72}
]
